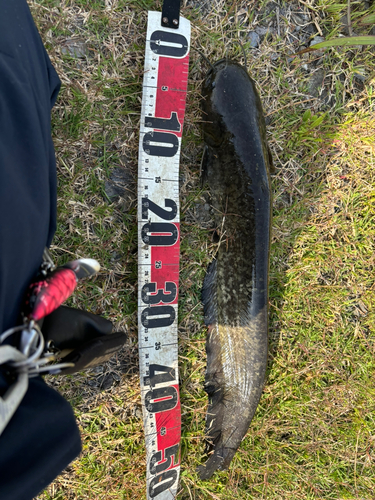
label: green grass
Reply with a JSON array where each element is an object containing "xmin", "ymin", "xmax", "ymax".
[{"xmin": 28, "ymin": 0, "xmax": 375, "ymax": 498}]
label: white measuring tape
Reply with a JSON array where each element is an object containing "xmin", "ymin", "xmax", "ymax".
[{"xmin": 137, "ymin": 11, "xmax": 190, "ymax": 500}]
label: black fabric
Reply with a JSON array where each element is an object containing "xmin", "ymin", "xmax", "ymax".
[
  {"xmin": 0, "ymin": 377, "xmax": 82, "ymax": 500},
  {"xmin": 0, "ymin": 2, "xmax": 81, "ymax": 498},
  {"xmin": 61, "ymin": 331, "xmax": 128, "ymax": 374},
  {"xmin": 1, "ymin": 305, "xmax": 124, "ymax": 389},
  {"xmin": 42, "ymin": 305, "xmax": 127, "ymax": 374},
  {"xmin": 42, "ymin": 305, "xmax": 114, "ymax": 350},
  {"xmin": 0, "ymin": 0, "xmax": 60, "ymax": 333}
]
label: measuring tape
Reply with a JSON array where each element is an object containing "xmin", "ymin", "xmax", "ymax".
[{"xmin": 137, "ymin": 10, "xmax": 190, "ymax": 500}]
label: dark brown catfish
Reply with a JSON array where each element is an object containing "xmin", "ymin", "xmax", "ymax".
[{"xmin": 198, "ymin": 59, "xmax": 272, "ymax": 479}]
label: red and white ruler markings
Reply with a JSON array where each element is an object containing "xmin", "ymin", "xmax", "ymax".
[{"xmin": 138, "ymin": 11, "xmax": 190, "ymax": 500}]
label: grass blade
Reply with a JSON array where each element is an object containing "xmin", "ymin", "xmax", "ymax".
[
  {"xmin": 359, "ymin": 13, "xmax": 375, "ymax": 25},
  {"xmin": 295, "ymin": 35, "xmax": 375, "ymax": 55}
]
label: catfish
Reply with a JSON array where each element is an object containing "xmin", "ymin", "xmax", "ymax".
[{"xmin": 198, "ymin": 59, "xmax": 273, "ymax": 479}]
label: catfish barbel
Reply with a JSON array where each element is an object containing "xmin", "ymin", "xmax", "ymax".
[{"xmin": 198, "ymin": 59, "xmax": 273, "ymax": 479}]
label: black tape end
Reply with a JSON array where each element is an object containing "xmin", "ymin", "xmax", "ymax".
[{"xmin": 161, "ymin": 0, "xmax": 181, "ymax": 29}]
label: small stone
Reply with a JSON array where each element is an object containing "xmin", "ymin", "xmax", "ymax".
[
  {"xmin": 134, "ymin": 406, "xmax": 143, "ymax": 419},
  {"xmin": 308, "ymin": 69, "xmax": 325, "ymax": 97},
  {"xmin": 194, "ymin": 201, "xmax": 211, "ymax": 224},
  {"xmin": 310, "ymin": 35, "xmax": 325, "ymax": 47},
  {"xmin": 255, "ymin": 26, "xmax": 274, "ymax": 37},
  {"xmin": 104, "ymin": 167, "xmax": 133, "ymax": 203},
  {"xmin": 185, "ymin": 0, "xmax": 220, "ymax": 15},
  {"xmin": 110, "ymin": 250, "xmax": 122, "ymax": 263},
  {"xmin": 261, "ymin": 1, "xmax": 279, "ymax": 18},
  {"xmin": 291, "ymin": 13, "xmax": 307, "ymax": 26},
  {"xmin": 61, "ymin": 38, "xmax": 88, "ymax": 58},
  {"xmin": 100, "ymin": 373, "xmax": 115, "ymax": 390},
  {"xmin": 354, "ymin": 70, "xmax": 366, "ymax": 82},
  {"xmin": 248, "ymin": 31, "xmax": 261, "ymax": 48},
  {"xmin": 104, "ymin": 181, "xmax": 120, "ymax": 201},
  {"xmin": 304, "ymin": 24, "xmax": 317, "ymax": 35}
]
